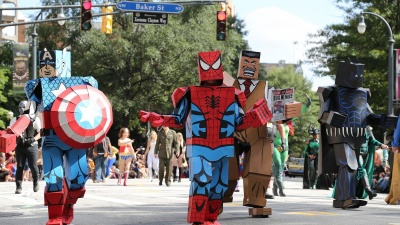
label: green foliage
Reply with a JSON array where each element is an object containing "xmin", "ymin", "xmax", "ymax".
[
  {"xmin": 306, "ymin": 0, "xmax": 400, "ymax": 140},
  {"xmin": 306, "ymin": 0, "xmax": 400, "ymax": 115},
  {"xmin": 0, "ymin": 67, "xmax": 12, "ymax": 129},
  {"xmin": 0, "ymin": 42, "xmax": 14, "ymax": 66},
  {"xmin": 70, "ymin": 5, "xmax": 246, "ymax": 135},
  {"xmin": 267, "ymin": 66, "xmax": 319, "ymax": 157}
]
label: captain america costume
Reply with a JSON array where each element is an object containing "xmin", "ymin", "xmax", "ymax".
[{"xmin": 7, "ymin": 49, "xmax": 114, "ymax": 225}]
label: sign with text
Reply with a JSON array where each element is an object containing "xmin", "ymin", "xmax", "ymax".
[
  {"xmin": 133, "ymin": 12, "xmax": 168, "ymax": 25},
  {"xmin": 117, "ymin": 1, "xmax": 184, "ymax": 14}
]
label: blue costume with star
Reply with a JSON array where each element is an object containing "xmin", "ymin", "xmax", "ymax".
[
  {"xmin": 17, "ymin": 49, "xmax": 113, "ymax": 225},
  {"xmin": 26, "ymin": 77, "xmax": 97, "ymax": 191}
]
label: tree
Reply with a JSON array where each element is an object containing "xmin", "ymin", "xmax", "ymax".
[
  {"xmin": 71, "ymin": 5, "xmax": 246, "ymax": 138},
  {"xmin": 306, "ymin": 0, "xmax": 400, "ymax": 114},
  {"xmin": 267, "ymin": 66, "xmax": 319, "ymax": 157},
  {"xmin": 0, "ymin": 67, "xmax": 13, "ymax": 129}
]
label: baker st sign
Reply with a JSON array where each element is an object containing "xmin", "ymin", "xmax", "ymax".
[{"xmin": 117, "ymin": 1, "xmax": 184, "ymax": 14}]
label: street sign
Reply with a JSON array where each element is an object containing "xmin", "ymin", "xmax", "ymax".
[
  {"xmin": 133, "ymin": 12, "xmax": 168, "ymax": 25},
  {"xmin": 116, "ymin": 1, "xmax": 184, "ymax": 14}
]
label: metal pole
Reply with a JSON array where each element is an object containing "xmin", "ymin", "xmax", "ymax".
[
  {"xmin": 32, "ymin": 9, "xmax": 45, "ymax": 80},
  {"xmin": 361, "ymin": 12, "xmax": 395, "ymax": 115},
  {"xmin": 32, "ymin": 25, "xmax": 37, "ymax": 79},
  {"xmin": 389, "ymin": 38, "xmax": 395, "ymax": 115}
]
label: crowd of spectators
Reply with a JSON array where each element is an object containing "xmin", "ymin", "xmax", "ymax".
[
  {"xmin": 0, "ymin": 151, "xmax": 17, "ymax": 182},
  {"xmin": 372, "ymin": 146, "xmax": 391, "ymax": 193}
]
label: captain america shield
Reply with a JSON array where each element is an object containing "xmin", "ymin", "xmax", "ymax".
[{"xmin": 50, "ymin": 85, "xmax": 113, "ymax": 148}]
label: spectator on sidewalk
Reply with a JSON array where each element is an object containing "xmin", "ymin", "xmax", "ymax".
[
  {"xmin": 93, "ymin": 136, "xmax": 111, "ymax": 183},
  {"xmin": 143, "ymin": 130, "xmax": 159, "ymax": 182},
  {"xmin": 106, "ymin": 146, "xmax": 119, "ymax": 179},
  {"xmin": 0, "ymin": 157, "xmax": 10, "ymax": 182}
]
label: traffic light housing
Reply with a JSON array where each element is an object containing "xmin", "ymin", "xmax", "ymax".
[
  {"xmin": 81, "ymin": 0, "xmax": 92, "ymax": 31},
  {"xmin": 216, "ymin": 11, "xmax": 226, "ymax": 41},
  {"xmin": 101, "ymin": 6, "xmax": 113, "ymax": 34}
]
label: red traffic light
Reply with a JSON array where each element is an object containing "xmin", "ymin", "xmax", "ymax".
[
  {"xmin": 216, "ymin": 11, "xmax": 227, "ymax": 41},
  {"xmin": 217, "ymin": 11, "xmax": 226, "ymax": 21},
  {"xmin": 83, "ymin": 1, "xmax": 92, "ymax": 10}
]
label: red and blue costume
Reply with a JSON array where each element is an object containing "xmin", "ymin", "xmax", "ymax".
[
  {"xmin": 4, "ymin": 49, "xmax": 113, "ymax": 225},
  {"xmin": 140, "ymin": 50, "xmax": 271, "ymax": 224}
]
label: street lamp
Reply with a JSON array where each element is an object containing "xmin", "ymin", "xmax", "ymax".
[
  {"xmin": 57, "ymin": 4, "xmax": 66, "ymax": 26},
  {"xmin": 357, "ymin": 12, "xmax": 395, "ymax": 115}
]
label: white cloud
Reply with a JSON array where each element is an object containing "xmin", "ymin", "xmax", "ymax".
[{"xmin": 244, "ymin": 7, "xmax": 334, "ymax": 91}]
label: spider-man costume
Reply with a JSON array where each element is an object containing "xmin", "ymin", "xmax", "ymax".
[
  {"xmin": 317, "ymin": 59, "xmax": 396, "ymax": 209},
  {"xmin": 140, "ymin": 50, "xmax": 272, "ymax": 225}
]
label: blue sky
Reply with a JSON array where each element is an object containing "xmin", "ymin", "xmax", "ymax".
[
  {"xmin": 13, "ymin": 0, "xmax": 345, "ymax": 90},
  {"xmin": 231, "ymin": 0, "xmax": 346, "ymax": 90}
]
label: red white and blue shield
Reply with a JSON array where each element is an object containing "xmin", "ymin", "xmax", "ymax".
[{"xmin": 50, "ymin": 85, "xmax": 113, "ymax": 148}]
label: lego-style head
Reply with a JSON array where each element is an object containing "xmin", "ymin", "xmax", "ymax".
[
  {"xmin": 18, "ymin": 100, "xmax": 28, "ymax": 115},
  {"xmin": 237, "ymin": 50, "xmax": 261, "ymax": 79},
  {"xmin": 39, "ymin": 49, "xmax": 57, "ymax": 78},
  {"xmin": 335, "ymin": 58, "xmax": 364, "ymax": 88},
  {"xmin": 39, "ymin": 48, "xmax": 71, "ymax": 78},
  {"xmin": 198, "ymin": 50, "xmax": 223, "ymax": 86}
]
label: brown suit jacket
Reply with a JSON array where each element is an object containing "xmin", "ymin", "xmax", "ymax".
[{"xmin": 234, "ymin": 79, "xmax": 268, "ymax": 145}]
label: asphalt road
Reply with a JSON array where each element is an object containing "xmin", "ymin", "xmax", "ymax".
[{"xmin": 0, "ymin": 177, "xmax": 398, "ymax": 225}]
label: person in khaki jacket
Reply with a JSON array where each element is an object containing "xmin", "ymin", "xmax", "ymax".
[{"xmin": 155, "ymin": 126, "xmax": 178, "ymax": 186}]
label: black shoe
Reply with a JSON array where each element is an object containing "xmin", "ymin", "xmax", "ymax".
[
  {"xmin": 159, "ymin": 181, "xmax": 162, "ymax": 186},
  {"xmin": 265, "ymin": 193, "xmax": 275, "ymax": 199},
  {"xmin": 15, "ymin": 188, "xmax": 22, "ymax": 194},
  {"xmin": 33, "ymin": 182, "xmax": 39, "ymax": 192},
  {"xmin": 178, "ymin": 178, "xmax": 181, "ymax": 183},
  {"xmin": 279, "ymin": 190, "xmax": 286, "ymax": 197},
  {"xmin": 166, "ymin": 182, "xmax": 171, "ymax": 187},
  {"xmin": 367, "ymin": 190, "xmax": 377, "ymax": 200}
]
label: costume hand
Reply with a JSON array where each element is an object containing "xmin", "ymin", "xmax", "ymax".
[
  {"xmin": 139, "ymin": 110, "xmax": 151, "ymax": 123},
  {"xmin": 23, "ymin": 137, "xmax": 35, "ymax": 145},
  {"xmin": 281, "ymin": 138, "xmax": 287, "ymax": 152},
  {"xmin": 306, "ymin": 94, "xmax": 312, "ymax": 108},
  {"xmin": 392, "ymin": 146, "xmax": 399, "ymax": 154},
  {"xmin": 6, "ymin": 127, "xmax": 15, "ymax": 134},
  {"xmin": 250, "ymin": 99, "xmax": 272, "ymax": 128}
]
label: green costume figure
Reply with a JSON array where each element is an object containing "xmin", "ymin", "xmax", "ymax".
[
  {"xmin": 304, "ymin": 129, "xmax": 319, "ymax": 189},
  {"xmin": 272, "ymin": 122, "xmax": 289, "ymax": 197},
  {"xmin": 356, "ymin": 126, "xmax": 387, "ymax": 199}
]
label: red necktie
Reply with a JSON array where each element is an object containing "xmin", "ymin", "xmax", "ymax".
[{"xmin": 243, "ymin": 79, "xmax": 252, "ymax": 98}]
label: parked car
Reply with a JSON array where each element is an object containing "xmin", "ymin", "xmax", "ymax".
[{"xmin": 287, "ymin": 157, "xmax": 304, "ymax": 177}]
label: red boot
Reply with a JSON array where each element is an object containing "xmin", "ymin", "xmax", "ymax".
[
  {"xmin": 187, "ymin": 195, "xmax": 208, "ymax": 224},
  {"xmin": 62, "ymin": 187, "xmax": 86, "ymax": 224},
  {"xmin": 205, "ymin": 199, "xmax": 222, "ymax": 222},
  {"xmin": 44, "ymin": 189, "xmax": 64, "ymax": 225}
]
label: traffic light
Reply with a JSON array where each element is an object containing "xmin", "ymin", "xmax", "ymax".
[
  {"xmin": 216, "ymin": 11, "xmax": 226, "ymax": 41},
  {"xmin": 81, "ymin": 0, "xmax": 92, "ymax": 31},
  {"xmin": 101, "ymin": 6, "xmax": 113, "ymax": 34}
]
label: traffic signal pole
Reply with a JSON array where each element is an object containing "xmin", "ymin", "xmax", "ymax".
[{"xmin": 0, "ymin": 0, "xmax": 228, "ymax": 28}]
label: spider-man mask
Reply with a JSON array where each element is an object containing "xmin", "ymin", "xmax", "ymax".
[{"xmin": 198, "ymin": 51, "xmax": 223, "ymax": 85}]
